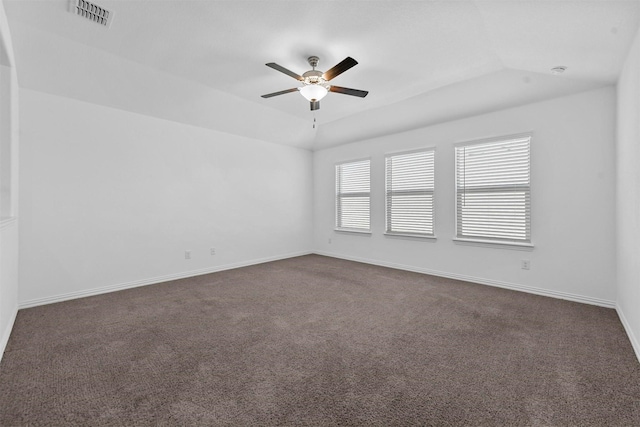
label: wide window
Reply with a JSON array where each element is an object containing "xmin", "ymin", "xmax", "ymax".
[
  {"xmin": 455, "ymin": 135, "xmax": 531, "ymax": 244},
  {"xmin": 335, "ymin": 159, "xmax": 370, "ymax": 232},
  {"xmin": 385, "ymin": 149, "xmax": 435, "ymax": 237}
]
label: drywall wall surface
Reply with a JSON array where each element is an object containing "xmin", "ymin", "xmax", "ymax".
[
  {"xmin": 616, "ymin": 27, "xmax": 640, "ymax": 361},
  {"xmin": 6, "ymin": 23, "xmax": 315, "ymax": 150},
  {"xmin": 0, "ymin": 220, "xmax": 18, "ymax": 356},
  {"xmin": 0, "ymin": 0, "xmax": 19, "ymax": 361},
  {"xmin": 18, "ymin": 89, "xmax": 313, "ymax": 305},
  {"xmin": 314, "ymin": 86, "xmax": 616, "ymax": 305}
]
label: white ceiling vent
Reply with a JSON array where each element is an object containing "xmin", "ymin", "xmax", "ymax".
[{"xmin": 69, "ymin": 0, "xmax": 113, "ymax": 28}]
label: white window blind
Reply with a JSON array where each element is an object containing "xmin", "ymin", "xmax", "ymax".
[
  {"xmin": 385, "ymin": 149, "xmax": 435, "ymax": 236},
  {"xmin": 336, "ymin": 159, "xmax": 370, "ymax": 231},
  {"xmin": 455, "ymin": 135, "xmax": 531, "ymax": 243}
]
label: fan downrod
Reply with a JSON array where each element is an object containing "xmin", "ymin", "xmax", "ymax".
[{"xmin": 307, "ymin": 56, "xmax": 320, "ymax": 69}]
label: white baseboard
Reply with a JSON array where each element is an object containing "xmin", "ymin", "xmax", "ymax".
[
  {"xmin": 11, "ymin": 250, "xmax": 636, "ymax": 364},
  {"xmin": 0, "ymin": 304, "xmax": 18, "ymax": 364},
  {"xmin": 616, "ymin": 305, "xmax": 640, "ymax": 364},
  {"xmin": 19, "ymin": 251, "xmax": 312, "ymax": 309},
  {"xmin": 314, "ymin": 251, "xmax": 616, "ymax": 309}
]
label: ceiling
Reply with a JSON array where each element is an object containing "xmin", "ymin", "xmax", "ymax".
[{"xmin": 4, "ymin": 0, "xmax": 640, "ymax": 150}]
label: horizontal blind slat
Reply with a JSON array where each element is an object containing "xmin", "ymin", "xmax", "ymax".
[
  {"xmin": 456, "ymin": 136, "xmax": 531, "ymax": 242},
  {"xmin": 336, "ymin": 160, "xmax": 371, "ymax": 230},
  {"xmin": 386, "ymin": 149, "xmax": 435, "ymax": 236}
]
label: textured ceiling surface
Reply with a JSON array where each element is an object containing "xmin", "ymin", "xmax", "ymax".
[{"xmin": 4, "ymin": 0, "xmax": 640, "ymax": 150}]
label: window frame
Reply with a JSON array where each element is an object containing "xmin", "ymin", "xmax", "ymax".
[
  {"xmin": 335, "ymin": 157, "xmax": 372, "ymax": 234},
  {"xmin": 454, "ymin": 133, "xmax": 533, "ymax": 248},
  {"xmin": 384, "ymin": 147, "xmax": 436, "ymax": 239}
]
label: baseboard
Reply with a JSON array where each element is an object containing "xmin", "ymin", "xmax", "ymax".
[
  {"xmin": 12, "ymin": 250, "xmax": 633, "ymax": 363},
  {"xmin": 19, "ymin": 250, "xmax": 313, "ymax": 309},
  {"xmin": 314, "ymin": 251, "xmax": 616, "ymax": 309},
  {"xmin": 0, "ymin": 304, "xmax": 18, "ymax": 364},
  {"xmin": 616, "ymin": 305, "xmax": 640, "ymax": 364}
]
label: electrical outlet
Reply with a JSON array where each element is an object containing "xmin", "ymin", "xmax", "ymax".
[
  {"xmin": 210, "ymin": 248, "xmax": 216, "ymax": 256},
  {"xmin": 521, "ymin": 260, "xmax": 530, "ymax": 270},
  {"xmin": 185, "ymin": 250, "xmax": 191, "ymax": 260}
]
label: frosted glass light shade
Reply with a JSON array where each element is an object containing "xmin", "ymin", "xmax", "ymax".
[{"xmin": 300, "ymin": 84, "xmax": 328, "ymax": 101}]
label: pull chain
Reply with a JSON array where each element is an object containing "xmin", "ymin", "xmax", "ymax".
[{"xmin": 312, "ymin": 117, "xmax": 316, "ymax": 129}]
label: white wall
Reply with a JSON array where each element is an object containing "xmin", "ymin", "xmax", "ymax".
[
  {"xmin": 0, "ymin": 0, "xmax": 20, "ymax": 361},
  {"xmin": 616, "ymin": 27, "xmax": 640, "ymax": 361},
  {"xmin": 0, "ymin": 220, "xmax": 18, "ymax": 353},
  {"xmin": 314, "ymin": 87, "xmax": 617, "ymax": 306},
  {"xmin": 7, "ymin": 22, "xmax": 315, "ymax": 150},
  {"xmin": 18, "ymin": 89, "xmax": 313, "ymax": 306}
]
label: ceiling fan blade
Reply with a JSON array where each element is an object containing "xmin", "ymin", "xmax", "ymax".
[
  {"xmin": 265, "ymin": 63, "xmax": 304, "ymax": 81},
  {"xmin": 261, "ymin": 88, "xmax": 299, "ymax": 98},
  {"xmin": 310, "ymin": 101, "xmax": 320, "ymax": 111},
  {"xmin": 323, "ymin": 57, "xmax": 358, "ymax": 81},
  {"xmin": 329, "ymin": 86, "xmax": 369, "ymax": 98}
]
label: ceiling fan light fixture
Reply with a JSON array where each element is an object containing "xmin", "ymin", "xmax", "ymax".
[
  {"xmin": 261, "ymin": 56, "xmax": 367, "ymax": 111},
  {"xmin": 299, "ymin": 84, "xmax": 328, "ymax": 102}
]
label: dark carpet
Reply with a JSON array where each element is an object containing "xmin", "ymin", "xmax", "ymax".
[{"xmin": 0, "ymin": 254, "xmax": 639, "ymax": 426}]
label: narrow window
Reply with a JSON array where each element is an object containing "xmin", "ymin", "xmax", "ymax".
[
  {"xmin": 336, "ymin": 159, "xmax": 370, "ymax": 231},
  {"xmin": 385, "ymin": 149, "xmax": 435, "ymax": 237},
  {"xmin": 455, "ymin": 135, "xmax": 531, "ymax": 244}
]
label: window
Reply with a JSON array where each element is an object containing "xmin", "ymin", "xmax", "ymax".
[
  {"xmin": 335, "ymin": 159, "xmax": 370, "ymax": 232},
  {"xmin": 455, "ymin": 135, "xmax": 531, "ymax": 244},
  {"xmin": 385, "ymin": 149, "xmax": 435, "ymax": 237}
]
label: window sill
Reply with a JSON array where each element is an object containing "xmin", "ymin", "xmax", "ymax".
[
  {"xmin": 384, "ymin": 232, "xmax": 437, "ymax": 241},
  {"xmin": 453, "ymin": 237, "xmax": 534, "ymax": 251},
  {"xmin": 334, "ymin": 228, "xmax": 372, "ymax": 235}
]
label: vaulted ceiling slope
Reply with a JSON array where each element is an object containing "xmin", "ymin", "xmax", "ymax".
[{"xmin": 4, "ymin": 1, "xmax": 640, "ymax": 150}]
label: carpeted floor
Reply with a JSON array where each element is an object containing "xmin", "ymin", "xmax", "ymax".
[{"xmin": 0, "ymin": 254, "xmax": 638, "ymax": 426}]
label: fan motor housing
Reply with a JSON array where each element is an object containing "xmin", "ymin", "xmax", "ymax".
[
  {"xmin": 302, "ymin": 70, "xmax": 327, "ymax": 87},
  {"xmin": 302, "ymin": 70, "xmax": 323, "ymax": 78}
]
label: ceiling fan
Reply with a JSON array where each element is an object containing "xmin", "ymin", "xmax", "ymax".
[{"xmin": 261, "ymin": 56, "xmax": 369, "ymax": 111}]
